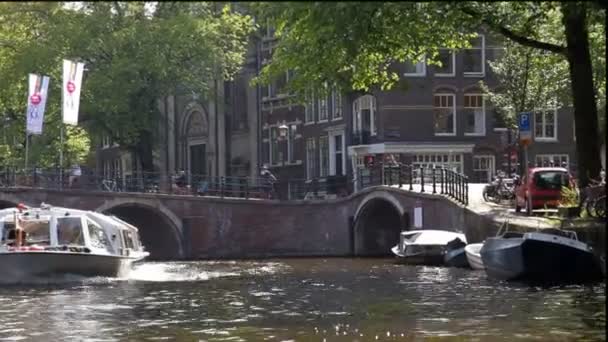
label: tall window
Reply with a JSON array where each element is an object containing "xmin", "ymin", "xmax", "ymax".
[
  {"xmin": 305, "ymin": 91, "xmax": 315, "ymax": 123},
  {"xmin": 463, "ymin": 34, "xmax": 485, "ymax": 76},
  {"xmin": 306, "ymin": 138, "xmax": 316, "ymax": 179},
  {"xmin": 433, "ymin": 94, "xmax": 456, "ymax": 135},
  {"xmin": 319, "ymin": 136, "xmax": 329, "ymax": 177},
  {"xmin": 536, "ymin": 154, "xmax": 568, "ymax": 168},
  {"xmin": 353, "ymin": 95, "xmax": 377, "ymax": 136},
  {"xmin": 534, "ymin": 109, "xmax": 557, "ymax": 140},
  {"xmin": 287, "ymin": 124, "xmax": 296, "ymax": 163},
  {"xmin": 318, "ymin": 97, "xmax": 328, "ymax": 121},
  {"xmin": 269, "ymin": 127, "xmax": 279, "ymax": 165},
  {"xmin": 332, "ymin": 89, "xmax": 342, "ymax": 120},
  {"xmin": 464, "ymin": 94, "xmax": 485, "ymax": 135},
  {"xmin": 404, "ymin": 56, "xmax": 426, "ymax": 76},
  {"xmin": 331, "ymin": 133, "xmax": 344, "ymax": 176},
  {"xmin": 435, "ymin": 49, "xmax": 455, "ymax": 76}
]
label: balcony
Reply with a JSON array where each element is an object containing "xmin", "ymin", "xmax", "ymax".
[{"xmin": 352, "ymin": 130, "xmax": 371, "ymax": 145}]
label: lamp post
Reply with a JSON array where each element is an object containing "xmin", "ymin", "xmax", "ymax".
[{"xmin": 278, "ymin": 124, "xmax": 288, "ymax": 140}]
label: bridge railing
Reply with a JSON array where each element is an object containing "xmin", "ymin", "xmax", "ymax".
[
  {"xmin": 0, "ymin": 167, "xmax": 278, "ymax": 199},
  {"xmin": 356, "ymin": 163, "xmax": 468, "ymax": 206}
]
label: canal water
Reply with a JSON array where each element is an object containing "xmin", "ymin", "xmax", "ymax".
[{"xmin": 0, "ymin": 258, "xmax": 605, "ymax": 341}]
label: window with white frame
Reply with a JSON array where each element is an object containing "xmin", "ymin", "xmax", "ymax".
[
  {"xmin": 435, "ymin": 49, "xmax": 455, "ymax": 76},
  {"xmin": 330, "ymin": 132, "xmax": 345, "ymax": 176},
  {"xmin": 287, "ymin": 124, "xmax": 296, "ymax": 163},
  {"xmin": 318, "ymin": 96, "xmax": 328, "ymax": 121},
  {"xmin": 332, "ymin": 89, "xmax": 342, "ymax": 120},
  {"xmin": 306, "ymin": 138, "xmax": 316, "ymax": 179},
  {"xmin": 433, "ymin": 94, "xmax": 456, "ymax": 135},
  {"xmin": 102, "ymin": 134, "xmax": 110, "ymax": 149},
  {"xmin": 404, "ymin": 56, "xmax": 426, "ymax": 76},
  {"xmin": 412, "ymin": 153, "xmax": 463, "ymax": 174},
  {"xmin": 464, "ymin": 94, "xmax": 485, "ymax": 135},
  {"xmin": 463, "ymin": 34, "xmax": 485, "ymax": 76},
  {"xmin": 305, "ymin": 91, "xmax": 315, "ymax": 123},
  {"xmin": 534, "ymin": 109, "xmax": 557, "ymax": 140},
  {"xmin": 269, "ymin": 127, "xmax": 279, "ymax": 165},
  {"xmin": 319, "ymin": 135, "xmax": 329, "ymax": 177},
  {"xmin": 473, "ymin": 155, "xmax": 495, "ymax": 183},
  {"xmin": 353, "ymin": 95, "xmax": 377, "ymax": 136},
  {"xmin": 536, "ymin": 154, "xmax": 569, "ymax": 168}
]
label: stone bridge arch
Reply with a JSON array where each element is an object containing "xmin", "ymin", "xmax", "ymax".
[
  {"xmin": 0, "ymin": 193, "xmax": 21, "ymax": 209},
  {"xmin": 96, "ymin": 198, "xmax": 184, "ymax": 260},
  {"xmin": 353, "ymin": 190, "xmax": 410, "ymax": 256}
]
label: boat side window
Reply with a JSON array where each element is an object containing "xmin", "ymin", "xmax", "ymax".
[
  {"xmin": 57, "ymin": 217, "xmax": 85, "ymax": 246},
  {"xmin": 22, "ymin": 220, "xmax": 51, "ymax": 246},
  {"xmin": 87, "ymin": 219, "xmax": 112, "ymax": 251},
  {"xmin": 1, "ymin": 222, "xmax": 15, "ymax": 244},
  {"xmin": 403, "ymin": 233, "xmax": 421, "ymax": 243},
  {"xmin": 123, "ymin": 230, "xmax": 136, "ymax": 249}
]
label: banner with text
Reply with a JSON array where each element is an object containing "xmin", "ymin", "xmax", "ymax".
[
  {"xmin": 62, "ymin": 59, "xmax": 85, "ymax": 125},
  {"xmin": 26, "ymin": 73, "xmax": 50, "ymax": 135}
]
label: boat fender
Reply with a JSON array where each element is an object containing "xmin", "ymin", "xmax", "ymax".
[
  {"xmin": 84, "ymin": 247, "xmax": 91, "ymax": 253},
  {"xmin": 61, "ymin": 245, "xmax": 68, "ymax": 251}
]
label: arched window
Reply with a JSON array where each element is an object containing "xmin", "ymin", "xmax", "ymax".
[{"xmin": 352, "ymin": 95, "xmax": 377, "ymax": 138}]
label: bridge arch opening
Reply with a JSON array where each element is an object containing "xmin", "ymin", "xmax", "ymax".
[
  {"xmin": 353, "ymin": 197, "xmax": 408, "ymax": 256},
  {"xmin": 0, "ymin": 200, "xmax": 17, "ymax": 210},
  {"xmin": 102, "ymin": 204, "xmax": 183, "ymax": 260}
]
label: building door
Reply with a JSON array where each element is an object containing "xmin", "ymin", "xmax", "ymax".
[{"xmin": 189, "ymin": 144, "xmax": 206, "ymax": 176}]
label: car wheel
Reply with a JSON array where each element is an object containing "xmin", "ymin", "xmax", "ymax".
[{"xmin": 525, "ymin": 196, "xmax": 532, "ymax": 216}]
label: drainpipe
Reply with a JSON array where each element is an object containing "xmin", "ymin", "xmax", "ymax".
[
  {"xmin": 215, "ymin": 78, "xmax": 219, "ymax": 178},
  {"xmin": 256, "ymin": 36, "xmax": 262, "ymax": 177}
]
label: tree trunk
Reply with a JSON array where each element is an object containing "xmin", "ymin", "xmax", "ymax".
[{"xmin": 562, "ymin": 4, "xmax": 601, "ymax": 188}]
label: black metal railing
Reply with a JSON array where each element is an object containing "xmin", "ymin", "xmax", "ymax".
[
  {"xmin": 1, "ymin": 164, "xmax": 468, "ymax": 205},
  {"xmin": 355, "ymin": 163, "xmax": 469, "ymax": 206}
]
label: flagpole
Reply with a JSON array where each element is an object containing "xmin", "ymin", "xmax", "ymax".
[
  {"xmin": 24, "ymin": 132, "xmax": 29, "ymax": 171},
  {"xmin": 59, "ymin": 124, "xmax": 64, "ymax": 190}
]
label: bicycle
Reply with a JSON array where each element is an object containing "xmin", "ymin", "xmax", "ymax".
[
  {"xmin": 582, "ymin": 177, "xmax": 606, "ymax": 219},
  {"xmin": 100, "ymin": 179, "xmax": 119, "ymax": 192}
]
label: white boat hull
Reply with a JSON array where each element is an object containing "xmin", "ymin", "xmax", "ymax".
[
  {"xmin": 465, "ymin": 243, "xmax": 485, "ymax": 270},
  {"xmin": 0, "ymin": 251, "xmax": 145, "ymax": 280}
]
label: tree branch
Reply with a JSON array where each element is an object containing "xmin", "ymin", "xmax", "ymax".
[{"xmin": 460, "ymin": 6, "xmax": 567, "ymax": 55}]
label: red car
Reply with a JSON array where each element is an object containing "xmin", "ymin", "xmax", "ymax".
[{"xmin": 515, "ymin": 167, "xmax": 574, "ymax": 215}]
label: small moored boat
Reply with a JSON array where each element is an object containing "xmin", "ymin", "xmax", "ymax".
[
  {"xmin": 443, "ymin": 237, "xmax": 469, "ymax": 268},
  {"xmin": 464, "ymin": 243, "xmax": 485, "ymax": 270},
  {"xmin": 0, "ymin": 203, "xmax": 149, "ymax": 280},
  {"xmin": 391, "ymin": 230, "xmax": 467, "ymax": 266},
  {"xmin": 480, "ymin": 227, "xmax": 603, "ymax": 282}
]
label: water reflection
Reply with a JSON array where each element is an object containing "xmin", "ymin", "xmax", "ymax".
[{"xmin": 0, "ymin": 259, "xmax": 604, "ymax": 341}]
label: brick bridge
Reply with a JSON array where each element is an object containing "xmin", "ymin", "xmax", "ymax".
[{"xmin": 0, "ymin": 186, "xmax": 482, "ymax": 260}]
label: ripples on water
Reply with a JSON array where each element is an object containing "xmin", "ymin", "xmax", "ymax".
[{"xmin": 0, "ymin": 259, "xmax": 604, "ymax": 341}]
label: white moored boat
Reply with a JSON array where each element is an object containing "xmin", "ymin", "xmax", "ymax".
[
  {"xmin": 0, "ymin": 203, "xmax": 149, "ymax": 280},
  {"xmin": 464, "ymin": 243, "xmax": 485, "ymax": 270},
  {"xmin": 391, "ymin": 230, "xmax": 467, "ymax": 266}
]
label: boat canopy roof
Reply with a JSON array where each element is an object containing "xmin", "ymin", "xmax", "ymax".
[{"xmin": 401, "ymin": 229, "xmax": 467, "ymax": 245}]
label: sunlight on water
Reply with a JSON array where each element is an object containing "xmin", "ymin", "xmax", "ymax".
[{"xmin": 128, "ymin": 262, "xmax": 240, "ymax": 282}]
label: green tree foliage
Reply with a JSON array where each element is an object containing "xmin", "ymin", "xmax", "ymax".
[
  {"xmin": 0, "ymin": 2, "xmax": 254, "ymax": 170},
  {"xmin": 252, "ymin": 2, "xmax": 477, "ymax": 99}
]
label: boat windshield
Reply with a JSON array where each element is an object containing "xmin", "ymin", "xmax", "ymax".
[
  {"xmin": 57, "ymin": 217, "xmax": 85, "ymax": 246},
  {"xmin": 86, "ymin": 218, "xmax": 113, "ymax": 252},
  {"xmin": 21, "ymin": 219, "xmax": 51, "ymax": 246},
  {"xmin": 533, "ymin": 171, "xmax": 569, "ymax": 190}
]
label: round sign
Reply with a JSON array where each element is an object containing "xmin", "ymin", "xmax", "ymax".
[
  {"xmin": 30, "ymin": 93, "xmax": 41, "ymax": 105},
  {"xmin": 67, "ymin": 81, "xmax": 76, "ymax": 93}
]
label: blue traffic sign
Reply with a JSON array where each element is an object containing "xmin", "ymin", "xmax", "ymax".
[{"xmin": 518, "ymin": 112, "xmax": 531, "ymax": 132}]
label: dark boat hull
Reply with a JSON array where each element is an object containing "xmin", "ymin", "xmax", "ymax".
[
  {"xmin": 444, "ymin": 247, "xmax": 469, "ymax": 268},
  {"xmin": 481, "ymin": 236, "xmax": 603, "ymax": 282},
  {"xmin": 0, "ymin": 251, "xmax": 143, "ymax": 281}
]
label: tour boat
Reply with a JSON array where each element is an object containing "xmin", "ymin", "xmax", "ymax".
[
  {"xmin": 0, "ymin": 203, "xmax": 149, "ymax": 280},
  {"xmin": 391, "ymin": 230, "xmax": 467, "ymax": 266},
  {"xmin": 464, "ymin": 243, "xmax": 485, "ymax": 270},
  {"xmin": 480, "ymin": 227, "xmax": 603, "ymax": 282}
]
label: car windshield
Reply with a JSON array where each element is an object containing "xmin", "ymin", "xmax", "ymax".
[{"xmin": 533, "ymin": 171, "xmax": 569, "ymax": 190}]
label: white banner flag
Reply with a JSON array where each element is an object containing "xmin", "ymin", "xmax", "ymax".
[
  {"xmin": 26, "ymin": 73, "xmax": 50, "ymax": 135},
  {"xmin": 62, "ymin": 59, "xmax": 85, "ymax": 125}
]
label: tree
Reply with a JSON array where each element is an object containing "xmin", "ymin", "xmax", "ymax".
[
  {"xmin": 0, "ymin": 2, "xmax": 255, "ymax": 171},
  {"xmin": 254, "ymin": 1, "xmax": 605, "ymax": 187}
]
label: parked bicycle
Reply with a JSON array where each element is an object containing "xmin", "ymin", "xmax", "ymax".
[
  {"xmin": 483, "ymin": 172, "xmax": 516, "ymax": 203},
  {"xmin": 582, "ymin": 175, "xmax": 606, "ymax": 219},
  {"xmin": 100, "ymin": 179, "xmax": 121, "ymax": 192}
]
